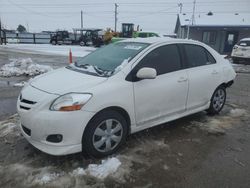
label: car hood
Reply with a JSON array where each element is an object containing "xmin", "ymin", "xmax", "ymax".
[{"xmin": 30, "ymin": 67, "xmax": 107, "ymax": 95}]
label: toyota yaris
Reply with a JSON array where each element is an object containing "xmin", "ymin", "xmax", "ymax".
[{"xmin": 17, "ymin": 38, "xmax": 236, "ymax": 157}]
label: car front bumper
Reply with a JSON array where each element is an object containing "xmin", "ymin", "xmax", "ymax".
[{"xmin": 17, "ymin": 85, "xmax": 95, "ymax": 156}]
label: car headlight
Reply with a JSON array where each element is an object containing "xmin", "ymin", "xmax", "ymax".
[
  {"xmin": 50, "ymin": 93, "xmax": 92, "ymax": 111},
  {"xmin": 233, "ymin": 45, "xmax": 238, "ymax": 50}
]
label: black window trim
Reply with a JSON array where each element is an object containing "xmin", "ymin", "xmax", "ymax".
[{"xmin": 125, "ymin": 43, "xmax": 184, "ymax": 82}]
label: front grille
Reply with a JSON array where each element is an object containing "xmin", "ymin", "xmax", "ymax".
[
  {"xmin": 20, "ymin": 98, "xmax": 37, "ymax": 105},
  {"xmin": 21, "ymin": 125, "xmax": 31, "ymax": 136},
  {"xmin": 19, "ymin": 94, "xmax": 37, "ymax": 111},
  {"xmin": 20, "ymin": 106, "xmax": 31, "ymax": 110}
]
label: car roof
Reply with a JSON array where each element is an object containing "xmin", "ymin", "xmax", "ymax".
[
  {"xmin": 119, "ymin": 37, "xmax": 201, "ymax": 45},
  {"xmin": 240, "ymin": 38, "xmax": 250, "ymax": 41}
]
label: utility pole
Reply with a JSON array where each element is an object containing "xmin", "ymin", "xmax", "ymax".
[
  {"xmin": 191, "ymin": 0, "xmax": 196, "ymax": 25},
  {"xmin": 26, "ymin": 21, "xmax": 29, "ymax": 32},
  {"xmin": 178, "ymin": 3, "xmax": 183, "ymax": 14},
  {"xmin": 0, "ymin": 18, "xmax": 2, "ymax": 45},
  {"xmin": 81, "ymin": 10, "xmax": 83, "ymax": 29},
  {"xmin": 187, "ymin": 0, "xmax": 196, "ymax": 39},
  {"xmin": 187, "ymin": 20, "xmax": 190, "ymax": 39},
  {"xmin": 114, "ymin": 3, "xmax": 118, "ymax": 32}
]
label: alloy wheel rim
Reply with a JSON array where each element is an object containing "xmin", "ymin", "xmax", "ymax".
[
  {"xmin": 92, "ymin": 119, "xmax": 123, "ymax": 152},
  {"xmin": 212, "ymin": 89, "xmax": 225, "ymax": 111}
]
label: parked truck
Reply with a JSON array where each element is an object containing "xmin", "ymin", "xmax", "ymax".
[{"xmin": 50, "ymin": 28, "xmax": 104, "ymax": 47}]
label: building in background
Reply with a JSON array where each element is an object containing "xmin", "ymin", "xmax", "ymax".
[{"xmin": 174, "ymin": 12, "xmax": 250, "ymax": 54}]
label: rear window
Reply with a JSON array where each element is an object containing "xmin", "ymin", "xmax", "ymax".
[{"xmin": 238, "ymin": 40, "xmax": 250, "ymax": 46}]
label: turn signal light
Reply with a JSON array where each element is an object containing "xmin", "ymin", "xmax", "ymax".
[{"xmin": 59, "ymin": 105, "xmax": 82, "ymax": 111}]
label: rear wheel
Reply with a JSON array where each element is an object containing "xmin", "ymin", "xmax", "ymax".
[
  {"xmin": 207, "ymin": 86, "xmax": 226, "ymax": 115},
  {"xmin": 82, "ymin": 110, "xmax": 128, "ymax": 158},
  {"xmin": 79, "ymin": 41, "xmax": 85, "ymax": 46},
  {"xmin": 51, "ymin": 40, "xmax": 56, "ymax": 45}
]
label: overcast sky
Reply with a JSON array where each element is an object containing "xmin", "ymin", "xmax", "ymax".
[{"xmin": 0, "ymin": 0, "xmax": 249, "ymax": 34}]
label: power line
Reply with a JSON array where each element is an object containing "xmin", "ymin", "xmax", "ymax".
[
  {"xmin": 1, "ymin": 10, "xmax": 249, "ymax": 15},
  {"xmin": 7, "ymin": 0, "xmax": 57, "ymax": 18},
  {"xmin": 1, "ymin": 0, "xmax": 249, "ymax": 6}
]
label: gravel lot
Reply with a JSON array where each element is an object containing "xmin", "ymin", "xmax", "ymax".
[{"xmin": 1, "ymin": 46, "xmax": 250, "ymax": 188}]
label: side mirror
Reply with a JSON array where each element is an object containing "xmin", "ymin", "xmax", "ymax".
[{"xmin": 136, "ymin": 67, "xmax": 157, "ymax": 79}]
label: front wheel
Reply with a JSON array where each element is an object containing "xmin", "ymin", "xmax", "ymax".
[
  {"xmin": 207, "ymin": 86, "xmax": 226, "ymax": 115},
  {"xmin": 82, "ymin": 110, "xmax": 128, "ymax": 158}
]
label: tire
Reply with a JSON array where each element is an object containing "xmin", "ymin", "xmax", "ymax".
[
  {"xmin": 82, "ymin": 110, "xmax": 128, "ymax": 158},
  {"xmin": 51, "ymin": 40, "xmax": 56, "ymax": 45},
  {"xmin": 79, "ymin": 41, "xmax": 85, "ymax": 46},
  {"xmin": 207, "ymin": 86, "xmax": 226, "ymax": 115}
]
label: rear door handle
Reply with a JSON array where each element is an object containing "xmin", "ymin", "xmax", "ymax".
[
  {"xmin": 178, "ymin": 77, "xmax": 188, "ymax": 82},
  {"xmin": 212, "ymin": 70, "xmax": 218, "ymax": 75}
]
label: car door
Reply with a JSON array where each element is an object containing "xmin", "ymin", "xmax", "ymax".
[
  {"xmin": 130, "ymin": 44, "xmax": 189, "ymax": 127},
  {"xmin": 182, "ymin": 44, "xmax": 221, "ymax": 111}
]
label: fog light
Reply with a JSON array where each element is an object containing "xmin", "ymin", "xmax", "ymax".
[{"xmin": 46, "ymin": 134, "xmax": 63, "ymax": 143}]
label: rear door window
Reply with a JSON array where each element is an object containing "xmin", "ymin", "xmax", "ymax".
[{"xmin": 184, "ymin": 44, "xmax": 215, "ymax": 67}]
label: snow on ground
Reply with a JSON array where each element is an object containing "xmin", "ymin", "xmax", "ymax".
[
  {"xmin": 191, "ymin": 108, "xmax": 247, "ymax": 135},
  {"xmin": 13, "ymin": 81, "xmax": 26, "ymax": 87},
  {"xmin": 0, "ymin": 114, "xmax": 19, "ymax": 137},
  {"xmin": 0, "ymin": 44, "xmax": 96, "ymax": 57},
  {"xmin": 0, "ymin": 122, "xmax": 16, "ymax": 137},
  {"xmin": 71, "ymin": 157, "xmax": 121, "ymax": 179},
  {"xmin": 71, "ymin": 167, "xmax": 86, "ymax": 176},
  {"xmin": 0, "ymin": 158, "xmax": 124, "ymax": 186},
  {"xmin": 35, "ymin": 172, "xmax": 61, "ymax": 185},
  {"xmin": 87, "ymin": 157, "xmax": 121, "ymax": 179},
  {"xmin": 0, "ymin": 58, "xmax": 53, "ymax": 77},
  {"xmin": 230, "ymin": 108, "xmax": 247, "ymax": 117}
]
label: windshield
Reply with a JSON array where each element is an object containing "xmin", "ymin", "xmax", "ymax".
[{"xmin": 71, "ymin": 42, "xmax": 149, "ymax": 77}]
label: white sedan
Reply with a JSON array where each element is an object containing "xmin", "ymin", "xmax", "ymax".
[{"xmin": 17, "ymin": 38, "xmax": 236, "ymax": 157}]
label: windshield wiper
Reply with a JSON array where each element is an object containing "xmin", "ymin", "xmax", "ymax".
[
  {"xmin": 74, "ymin": 62, "xmax": 90, "ymax": 68},
  {"xmin": 74, "ymin": 62, "xmax": 112, "ymax": 77}
]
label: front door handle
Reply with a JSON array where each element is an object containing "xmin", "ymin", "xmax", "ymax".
[
  {"xmin": 178, "ymin": 77, "xmax": 188, "ymax": 82},
  {"xmin": 212, "ymin": 70, "xmax": 218, "ymax": 75}
]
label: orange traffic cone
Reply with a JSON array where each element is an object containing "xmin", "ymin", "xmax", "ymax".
[{"xmin": 69, "ymin": 49, "xmax": 73, "ymax": 64}]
